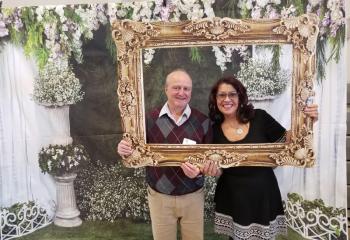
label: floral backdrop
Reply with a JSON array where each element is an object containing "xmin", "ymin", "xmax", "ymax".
[
  {"xmin": 0, "ymin": 0, "xmax": 345, "ymax": 82},
  {"xmin": 0, "ymin": 1, "xmax": 347, "ymax": 240}
]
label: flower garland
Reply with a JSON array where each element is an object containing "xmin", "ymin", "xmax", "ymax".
[
  {"xmin": 0, "ymin": 5, "xmax": 107, "ymax": 67},
  {"xmin": 236, "ymin": 0, "xmax": 345, "ymax": 79},
  {"xmin": 106, "ymin": 0, "xmax": 217, "ymax": 64},
  {"xmin": 0, "ymin": 0, "xmax": 346, "ymax": 103}
]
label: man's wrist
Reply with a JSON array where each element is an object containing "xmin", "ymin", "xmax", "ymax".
[{"xmin": 196, "ymin": 173, "xmax": 203, "ymax": 178}]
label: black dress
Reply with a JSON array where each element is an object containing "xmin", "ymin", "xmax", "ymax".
[{"xmin": 213, "ymin": 109, "xmax": 287, "ymax": 240}]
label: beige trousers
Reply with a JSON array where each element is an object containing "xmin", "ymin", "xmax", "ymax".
[{"xmin": 147, "ymin": 186, "xmax": 204, "ymax": 240}]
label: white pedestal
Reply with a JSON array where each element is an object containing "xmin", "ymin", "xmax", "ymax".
[{"xmin": 54, "ymin": 173, "xmax": 82, "ymax": 227}]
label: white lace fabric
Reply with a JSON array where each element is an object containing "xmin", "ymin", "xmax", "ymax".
[{"xmin": 214, "ymin": 212, "xmax": 287, "ymax": 240}]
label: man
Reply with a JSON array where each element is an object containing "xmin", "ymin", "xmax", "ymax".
[{"xmin": 117, "ymin": 69, "xmax": 212, "ymax": 240}]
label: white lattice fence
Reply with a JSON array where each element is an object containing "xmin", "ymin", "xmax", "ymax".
[
  {"xmin": 285, "ymin": 200, "xmax": 347, "ymax": 240},
  {"xmin": 0, "ymin": 203, "xmax": 52, "ymax": 240}
]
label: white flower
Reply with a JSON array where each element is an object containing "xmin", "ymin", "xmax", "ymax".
[
  {"xmin": 309, "ymin": 0, "xmax": 322, "ymax": 7},
  {"xmin": 265, "ymin": 5, "xmax": 279, "ymax": 19},
  {"xmin": 55, "ymin": 5, "xmax": 66, "ymax": 22},
  {"xmin": 35, "ymin": 6, "xmax": 45, "ymax": 22},
  {"xmin": 251, "ymin": 6, "xmax": 262, "ymax": 19},
  {"xmin": 107, "ymin": 3, "xmax": 118, "ymax": 21},
  {"xmin": 212, "ymin": 45, "xmax": 246, "ymax": 72},
  {"xmin": 61, "ymin": 24, "xmax": 68, "ymax": 32},
  {"xmin": 237, "ymin": 57, "xmax": 289, "ymax": 100},
  {"xmin": 245, "ymin": 0, "xmax": 254, "ymax": 10},
  {"xmin": 330, "ymin": 9, "xmax": 343, "ymax": 21},
  {"xmin": 327, "ymin": 0, "xmax": 341, "ymax": 10},
  {"xmin": 143, "ymin": 48, "xmax": 155, "ymax": 65},
  {"xmin": 33, "ymin": 59, "xmax": 84, "ymax": 107},
  {"xmin": 256, "ymin": 0, "xmax": 270, "ymax": 8},
  {"xmin": 45, "ymin": 5, "xmax": 56, "ymax": 10},
  {"xmin": 281, "ymin": 5, "xmax": 296, "ymax": 18},
  {"xmin": 47, "ymin": 160, "xmax": 52, "ymax": 169},
  {"xmin": 212, "ymin": 46, "xmax": 228, "ymax": 71}
]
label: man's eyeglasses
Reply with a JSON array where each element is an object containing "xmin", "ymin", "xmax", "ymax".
[{"xmin": 216, "ymin": 92, "xmax": 239, "ymax": 100}]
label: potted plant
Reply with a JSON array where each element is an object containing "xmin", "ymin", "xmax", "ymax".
[{"xmin": 38, "ymin": 143, "xmax": 90, "ymax": 227}]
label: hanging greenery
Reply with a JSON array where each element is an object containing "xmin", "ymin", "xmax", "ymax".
[{"xmin": 189, "ymin": 47, "xmax": 203, "ymax": 64}]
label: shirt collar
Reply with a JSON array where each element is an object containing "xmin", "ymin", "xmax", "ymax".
[{"xmin": 159, "ymin": 103, "xmax": 191, "ymax": 125}]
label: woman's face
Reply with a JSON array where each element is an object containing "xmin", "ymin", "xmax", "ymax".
[{"xmin": 216, "ymin": 83, "xmax": 239, "ymax": 118}]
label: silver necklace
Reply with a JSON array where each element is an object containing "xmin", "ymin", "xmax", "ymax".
[{"xmin": 235, "ymin": 128, "xmax": 243, "ymax": 135}]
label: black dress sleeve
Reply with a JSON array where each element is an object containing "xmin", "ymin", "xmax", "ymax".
[{"xmin": 257, "ymin": 109, "xmax": 286, "ymax": 142}]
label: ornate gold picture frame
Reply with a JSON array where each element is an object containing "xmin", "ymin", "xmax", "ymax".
[{"xmin": 112, "ymin": 14, "xmax": 319, "ymax": 168}]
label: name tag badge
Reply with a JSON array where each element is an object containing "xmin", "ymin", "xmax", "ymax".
[{"xmin": 182, "ymin": 138, "xmax": 196, "ymax": 145}]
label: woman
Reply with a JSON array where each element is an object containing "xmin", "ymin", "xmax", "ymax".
[{"xmin": 202, "ymin": 76, "xmax": 318, "ymax": 240}]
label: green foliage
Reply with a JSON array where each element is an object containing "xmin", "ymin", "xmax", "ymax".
[
  {"xmin": 105, "ymin": 23, "xmax": 117, "ymax": 64},
  {"xmin": 21, "ymin": 7, "xmax": 36, "ymax": 26},
  {"xmin": 256, "ymin": 45, "xmax": 281, "ymax": 71},
  {"xmin": 316, "ymin": 37, "xmax": 327, "ymax": 81},
  {"xmin": 24, "ymin": 24, "xmax": 44, "ymax": 60},
  {"xmin": 290, "ymin": 0, "xmax": 308, "ymax": 16},
  {"xmin": 6, "ymin": 7, "xmax": 49, "ymax": 69},
  {"xmin": 35, "ymin": 46, "xmax": 50, "ymax": 69},
  {"xmin": 189, "ymin": 47, "xmax": 203, "ymax": 64},
  {"xmin": 8, "ymin": 26, "xmax": 25, "ymax": 45},
  {"xmin": 327, "ymin": 25, "xmax": 345, "ymax": 63},
  {"xmin": 240, "ymin": 7, "xmax": 249, "ymax": 19},
  {"xmin": 64, "ymin": 6, "xmax": 82, "ymax": 23},
  {"xmin": 271, "ymin": 45, "xmax": 281, "ymax": 71},
  {"xmin": 1, "ymin": 201, "xmax": 35, "ymax": 214},
  {"xmin": 125, "ymin": 7, "xmax": 134, "ymax": 19},
  {"xmin": 216, "ymin": 0, "xmax": 241, "ymax": 18}
]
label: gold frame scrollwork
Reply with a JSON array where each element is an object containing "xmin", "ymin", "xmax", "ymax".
[{"xmin": 112, "ymin": 14, "xmax": 319, "ymax": 168}]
